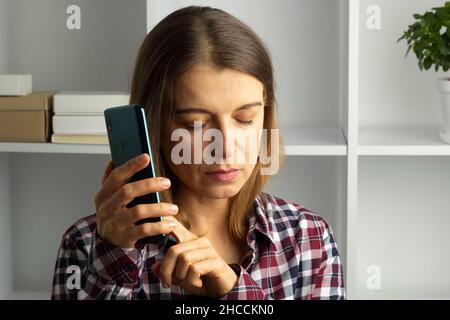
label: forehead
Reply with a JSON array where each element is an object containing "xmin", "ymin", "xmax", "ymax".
[{"xmin": 175, "ymin": 65, "xmax": 264, "ymax": 112}]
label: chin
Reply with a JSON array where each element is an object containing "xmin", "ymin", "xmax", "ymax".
[{"xmin": 198, "ymin": 184, "xmax": 242, "ymax": 199}]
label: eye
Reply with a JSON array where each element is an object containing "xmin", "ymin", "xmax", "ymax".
[
  {"xmin": 237, "ymin": 119, "xmax": 254, "ymax": 126},
  {"xmin": 183, "ymin": 121, "xmax": 207, "ymax": 129}
]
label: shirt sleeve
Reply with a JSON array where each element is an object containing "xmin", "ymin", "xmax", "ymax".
[
  {"xmin": 309, "ymin": 219, "xmax": 346, "ymax": 300},
  {"xmin": 51, "ymin": 227, "xmax": 146, "ymax": 300}
]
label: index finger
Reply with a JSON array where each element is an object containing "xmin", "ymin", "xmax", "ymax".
[
  {"xmin": 163, "ymin": 216, "xmax": 198, "ymax": 243},
  {"xmin": 101, "ymin": 160, "xmax": 114, "ymax": 185},
  {"xmin": 98, "ymin": 153, "xmax": 149, "ymax": 203}
]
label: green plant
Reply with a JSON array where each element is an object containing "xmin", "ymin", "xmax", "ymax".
[{"xmin": 398, "ymin": 1, "xmax": 450, "ymax": 72}]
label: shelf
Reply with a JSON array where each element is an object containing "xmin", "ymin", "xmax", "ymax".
[
  {"xmin": 0, "ymin": 127, "xmax": 348, "ymax": 156},
  {"xmin": 281, "ymin": 127, "xmax": 347, "ymax": 156},
  {"xmin": 358, "ymin": 126, "xmax": 450, "ymax": 156},
  {"xmin": 0, "ymin": 142, "xmax": 110, "ymax": 154},
  {"xmin": 4, "ymin": 291, "xmax": 50, "ymax": 300}
]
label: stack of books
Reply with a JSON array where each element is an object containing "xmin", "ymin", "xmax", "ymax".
[
  {"xmin": 52, "ymin": 92, "xmax": 130, "ymax": 144},
  {"xmin": 0, "ymin": 74, "xmax": 56, "ymax": 143}
]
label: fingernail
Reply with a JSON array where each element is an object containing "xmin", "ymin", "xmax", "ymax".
[
  {"xmin": 162, "ymin": 281, "xmax": 169, "ymax": 288},
  {"xmin": 160, "ymin": 178, "xmax": 171, "ymax": 188},
  {"xmin": 169, "ymin": 204, "xmax": 178, "ymax": 213},
  {"xmin": 167, "ymin": 221, "xmax": 177, "ymax": 228}
]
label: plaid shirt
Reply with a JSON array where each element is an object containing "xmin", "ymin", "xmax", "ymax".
[{"xmin": 51, "ymin": 192, "xmax": 345, "ymax": 300}]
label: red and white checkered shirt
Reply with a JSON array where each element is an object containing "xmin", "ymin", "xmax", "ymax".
[{"xmin": 51, "ymin": 192, "xmax": 345, "ymax": 300}]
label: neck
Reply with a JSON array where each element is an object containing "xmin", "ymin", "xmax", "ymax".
[{"xmin": 175, "ymin": 187, "xmax": 232, "ymax": 237}]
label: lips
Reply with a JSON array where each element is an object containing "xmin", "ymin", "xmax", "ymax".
[
  {"xmin": 207, "ymin": 168, "xmax": 240, "ymax": 174},
  {"xmin": 206, "ymin": 168, "xmax": 241, "ymax": 182}
]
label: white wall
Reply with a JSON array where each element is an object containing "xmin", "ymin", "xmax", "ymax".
[
  {"xmin": 7, "ymin": 0, "xmax": 146, "ymax": 91},
  {"xmin": 0, "ymin": 0, "xmax": 8, "ymax": 73},
  {"xmin": 148, "ymin": 0, "xmax": 343, "ymax": 129}
]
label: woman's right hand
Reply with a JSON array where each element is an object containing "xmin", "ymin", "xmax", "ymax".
[{"xmin": 94, "ymin": 153, "xmax": 178, "ymax": 248}]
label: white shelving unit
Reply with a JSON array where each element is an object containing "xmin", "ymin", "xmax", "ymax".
[
  {"xmin": 0, "ymin": 0, "xmax": 448, "ymax": 300},
  {"xmin": 348, "ymin": 0, "xmax": 450, "ymax": 299}
]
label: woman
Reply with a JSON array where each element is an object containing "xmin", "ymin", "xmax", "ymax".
[{"xmin": 51, "ymin": 5, "xmax": 345, "ymax": 300}]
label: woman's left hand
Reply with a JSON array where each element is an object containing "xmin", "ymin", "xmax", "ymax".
[{"xmin": 151, "ymin": 216, "xmax": 239, "ymax": 298}]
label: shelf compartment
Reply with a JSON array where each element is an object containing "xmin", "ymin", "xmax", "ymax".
[
  {"xmin": 282, "ymin": 127, "xmax": 347, "ymax": 156},
  {"xmin": 358, "ymin": 126, "xmax": 450, "ymax": 156},
  {"xmin": 355, "ymin": 156, "xmax": 450, "ymax": 299}
]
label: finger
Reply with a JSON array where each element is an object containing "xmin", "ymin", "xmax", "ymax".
[
  {"xmin": 159, "ymin": 237, "xmax": 210, "ymax": 287},
  {"xmin": 174, "ymin": 247, "xmax": 214, "ymax": 283},
  {"xmin": 185, "ymin": 259, "xmax": 218, "ymax": 288},
  {"xmin": 182, "ymin": 274, "xmax": 203, "ymax": 289},
  {"xmin": 108, "ymin": 177, "xmax": 171, "ymax": 210},
  {"xmin": 98, "ymin": 153, "xmax": 149, "ymax": 203},
  {"xmin": 101, "ymin": 161, "xmax": 114, "ymax": 185},
  {"xmin": 125, "ymin": 219, "xmax": 177, "ymax": 243},
  {"xmin": 151, "ymin": 261, "xmax": 161, "ymax": 277},
  {"xmin": 117, "ymin": 202, "xmax": 179, "ymax": 226},
  {"xmin": 95, "ymin": 161, "xmax": 115, "ymax": 208},
  {"xmin": 178, "ymin": 278, "xmax": 206, "ymax": 296},
  {"xmin": 163, "ymin": 216, "xmax": 198, "ymax": 243}
]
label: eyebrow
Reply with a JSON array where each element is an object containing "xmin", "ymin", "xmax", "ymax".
[{"xmin": 175, "ymin": 101, "xmax": 262, "ymax": 114}]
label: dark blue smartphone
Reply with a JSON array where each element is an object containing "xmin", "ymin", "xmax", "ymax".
[{"xmin": 104, "ymin": 104, "xmax": 165, "ymax": 246}]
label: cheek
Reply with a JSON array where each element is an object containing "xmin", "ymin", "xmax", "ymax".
[
  {"xmin": 163, "ymin": 137, "xmax": 202, "ymax": 183},
  {"xmin": 236, "ymin": 121, "xmax": 265, "ymax": 164}
]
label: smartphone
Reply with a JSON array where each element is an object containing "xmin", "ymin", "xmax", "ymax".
[{"xmin": 104, "ymin": 104, "xmax": 165, "ymax": 245}]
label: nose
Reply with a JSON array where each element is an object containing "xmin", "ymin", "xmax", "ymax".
[{"xmin": 211, "ymin": 119, "xmax": 235, "ymax": 163}]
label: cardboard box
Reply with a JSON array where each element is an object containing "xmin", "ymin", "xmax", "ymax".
[{"xmin": 0, "ymin": 92, "xmax": 56, "ymax": 142}]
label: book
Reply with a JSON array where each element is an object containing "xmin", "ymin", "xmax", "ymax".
[
  {"xmin": 0, "ymin": 75, "xmax": 32, "ymax": 96},
  {"xmin": 51, "ymin": 134, "xmax": 108, "ymax": 145},
  {"xmin": 54, "ymin": 91, "xmax": 130, "ymax": 114},
  {"xmin": 52, "ymin": 115, "xmax": 107, "ymax": 135}
]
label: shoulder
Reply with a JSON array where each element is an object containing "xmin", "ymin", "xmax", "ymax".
[
  {"xmin": 255, "ymin": 192, "xmax": 335, "ymax": 245},
  {"xmin": 59, "ymin": 213, "xmax": 97, "ymax": 253}
]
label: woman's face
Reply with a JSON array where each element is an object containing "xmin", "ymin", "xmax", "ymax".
[{"xmin": 163, "ymin": 64, "xmax": 265, "ymax": 200}]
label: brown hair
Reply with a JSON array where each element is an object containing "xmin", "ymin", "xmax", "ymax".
[{"xmin": 129, "ymin": 6, "xmax": 284, "ymax": 242}]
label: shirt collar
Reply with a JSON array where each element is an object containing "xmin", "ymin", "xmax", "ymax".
[{"xmin": 246, "ymin": 192, "xmax": 281, "ymax": 252}]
